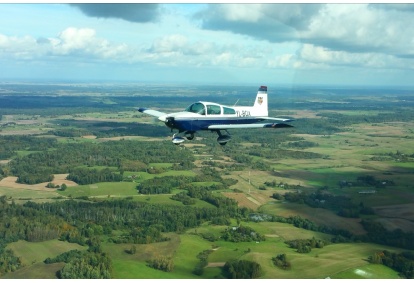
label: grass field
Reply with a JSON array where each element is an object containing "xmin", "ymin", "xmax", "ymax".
[
  {"xmin": 331, "ymin": 262, "xmax": 401, "ymax": 279},
  {"xmin": 7, "ymin": 239, "xmax": 87, "ymax": 266},
  {"xmin": 3, "ymin": 239, "xmax": 87, "ymax": 279},
  {"xmin": 57, "ymin": 181, "xmax": 137, "ymax": 198}
]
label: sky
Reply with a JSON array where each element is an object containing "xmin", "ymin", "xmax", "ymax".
[{"xmin": 0, "ymin": 2, "xmax": 414, "ymax": 86}]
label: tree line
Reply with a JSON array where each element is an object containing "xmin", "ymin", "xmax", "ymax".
[
  {"xmin": 276, "ymin": 190, "xmax": 375, "ymax": 218},
  {"xmin": 369, "ymin": 250, "xmax": 414, "ymax": 279}
]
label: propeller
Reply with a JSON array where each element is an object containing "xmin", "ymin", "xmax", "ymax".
[{"xmin": 165, "ymin": 116, "xmax": 175, "ymax": 128}]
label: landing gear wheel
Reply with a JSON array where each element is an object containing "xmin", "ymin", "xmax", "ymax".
[
  {"xmin": 172, "ymin": 134, "xmax": 185, "ymax": 145},
  {"xmin": 186, "ymin": 133, "xmax": 195, "ymax": 140},
  {"xmin": 215, "ymin": 130, "xmax": 231, "ymax": 145}
]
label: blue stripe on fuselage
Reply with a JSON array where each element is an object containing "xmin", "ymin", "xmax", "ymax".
[{"xmin": 172, "ymin": 117, "xmax": 265, "ymax": 131}]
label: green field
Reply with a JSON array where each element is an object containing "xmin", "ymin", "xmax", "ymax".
[
  {"xmin": 3, "ymin": 240, "xmax": 87, "ymax": 279},
  {"xmin": 58, "ymin": 182, "xmax": 138, "ymax": 198},
  {"xmin": 106, "ymin": 222, "xmax": 404, "ymax": 279}
]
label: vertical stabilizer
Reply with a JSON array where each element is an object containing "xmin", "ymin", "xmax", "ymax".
[{"xmin": 252, "ymin": 86, "xmax": 268, "ymax": 116}]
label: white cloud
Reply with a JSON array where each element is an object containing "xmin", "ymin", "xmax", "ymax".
[
  {"xmin": 267, "ymin": 43, "xmax": 414, "ymax": 71},
  {"xmin": 199, "ymin": 4, "xmax": 414, "ymax": 65},
  {"xmin": 0, "ymin": 27, "xmax": 131, "ymax": 63},
  {"xmin": 54, "ymin": 27, "xmax": 97, "ymax": 54},
  {"xmin": 302, "ymin": 4, "xmax": 414, "ymax": 57},
  {"xmin": 0, "ymin": 34, "xmax": 38, "ymax": 60},
  {"xmin": 149, "ymin": 34, "xmax": 188, "ymax": 54},
  {"xmin": 215, "ymin": 4, "xmax": 263, "ymax": 23}
]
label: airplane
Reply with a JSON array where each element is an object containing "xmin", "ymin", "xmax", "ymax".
[{"xmin": 137, "ymin": 86, "xmax": 293, "ymax": 145}]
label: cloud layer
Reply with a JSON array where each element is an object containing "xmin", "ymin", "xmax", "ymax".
[
  {"xmin": 70, "ymin": 4, "xmax": 160, "ymax": 23},
  {"xmin": 0, "ymin": 3, "xmax": 413, "ymax": 85}
]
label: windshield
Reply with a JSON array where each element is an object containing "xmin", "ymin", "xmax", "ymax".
[{"xmin": 185, "ymin": 102, "xmax": 205, "ymax": 115}]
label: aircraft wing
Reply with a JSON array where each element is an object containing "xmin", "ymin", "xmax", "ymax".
[
  {"xmin": 256, "ymin": 117, "xmax": 294, "ymax": 122},
  {"xmin": 136, "ymin": 107, "xmax": 167, "ymax": 118},
  {"xmin": 208, "ymin": 123, "xmax": 293, "ymax": 130}
]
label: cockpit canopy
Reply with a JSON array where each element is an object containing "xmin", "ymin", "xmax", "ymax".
[{"xmin": 185, "ymin": 102, "xmax": 236, "ymax": 116}]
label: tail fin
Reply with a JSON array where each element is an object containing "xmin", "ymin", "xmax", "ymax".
[{"xmin": 253, "ymin": 86, "xmax": 268, "ymax": 116}]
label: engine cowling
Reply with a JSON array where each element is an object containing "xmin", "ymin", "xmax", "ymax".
[{"xmin": 165, "ymin": 117, "xmax": 176, "ymax": 129}]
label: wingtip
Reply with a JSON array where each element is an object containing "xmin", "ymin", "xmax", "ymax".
[{"xmin": 137, "ymin": 107, "xmax": 147, "ymax": 113}]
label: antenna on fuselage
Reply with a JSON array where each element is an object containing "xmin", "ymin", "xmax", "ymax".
[{"xmin": 233, "ymin": 99, "xmax": 239, "ymax": 107}]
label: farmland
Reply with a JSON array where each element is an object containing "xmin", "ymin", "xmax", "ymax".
[{"xmin": 0, "ymin": 83, "xmax": 413, "ymax": 279}]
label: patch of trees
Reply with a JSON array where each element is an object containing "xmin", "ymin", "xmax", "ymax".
[
  {"xmin": 339, "ymin": 175, "xmax": 395, "ymax": 189},
  {"xmin": 226, "ymin": 128, "xmax": 300, "ymax": 146},
  {"xmin": 286, "ymin": 140, "xmax": 319, "ymax": 149},
  {"xmin": 67, "ymin": 168, "xmax": 123, "ymax": 185},
  {"xmin": 268, "ymin": 180, "xmax": 304, "ymax": 190},
  {"xmin": 119, "ymin": 159, "xmax": 147, "ymax": 172},
  {"xmin": 186, "ymin": 186, "xmax": 241, "ymax": 211},
  {"xmin": 0, "ymin": 245, "xmax": 22, "ymax": 275},
  {"xmin": 221, "ymin": 225, "xmax": 265, "ymax": 243},
  {"xmin": 87, "ymin": 121, "xmax": 171, "ymax": 138},
  {"xmin": 46, "ymin": 182, "xmax": 61, "ymax": 188},
  {"xmin": 198, "ymin": 166, "xmax": 223, "ymax": 182},
  {"xmin": 0, "ymin": 135, "xmax": 57, "ymax": 159},
  {"xmin": 230, "ymin": 147, "xmax": 325, "ymax": 162},
  {"xmin": 0, "ymin": 196, "xmax": 67, "ymax": 243},
  {"xmin": 9, "ymin": 140, "xmax": 194, "ymax": 184},
  {"xmin": 201, "ymin": 160, "xmax": 245, "ymax": 171},
  {"xmin": 290, "ymin": 118, "xmax": 342, "ymax": 135},
  {"xmin": 193, "ymin": 249, "xmax": 213, "ymax": 276},
  {"xmin": 24, "ymin": 197, "xmax": 246, "ymax": 241},
  {"xmin": 111, "ymin": 225, "xmax": 169, "ymax": 244},
  {"xmin": 171, "ymin": 192, "xmax": 196, "ymax": 205},
  {"xmin": 369, "ymin": 250, "xmax": 414, "ymax": 279},
  {"xmin": 318, "ymin": 110, "xmax": 414, "ymax": 126},
  {"xmin": 272, "ymin": 253, "xmax": 291, "ymax": 270},
  {"xmin": 210, "ymin": 216, "xmax": 231, "ymax": 226},
  {"xmin": 285, "ymin": 237, "xmax": 328, "ymax": 253},
  {"xmin": 57, "ymin": 251, "xmax": 112, "ymax": 279},
  {"xmin": 172, "ymin": 160, "xmax": 195, "ymax": 170},
  {"xmin": 222, "ymin": 259, "xmax": 262, "ymax": 279},
  {"xmin": 360, "ymin": 220, "xmax": 414, "ymax": 250},
  {"xmin": 44, "ymin": 249, "xmax": 84, "ymax": 264},
  {"xmin": 51, "ymin": 119, "xmax": 173, "ymax": 138},
  {"xmin": 16, "ymin": 171, "xmax": 54, "ymax": 185},
  {"xmin": 374, "ymin": 150, "xmax": 414, "ymax": 163},
  {"xmin": 48, "ymin": 128, "xmax": 93, "ymax": 138},
  {"xmin": 147, "ymin": 256, "xmax": 174, "ymax": 272},
  {"xmin": 279, "ymin": 190, "xmax": 375, "ymax": 218}
]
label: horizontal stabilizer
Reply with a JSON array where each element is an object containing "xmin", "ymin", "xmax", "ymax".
[
  {"xmin": 136, "ymin": 107, "xmax": 167, "ymax": 118},
  {"xmin": 208, "ymin": 123, "xmax": 293, "ymax": 130}
]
